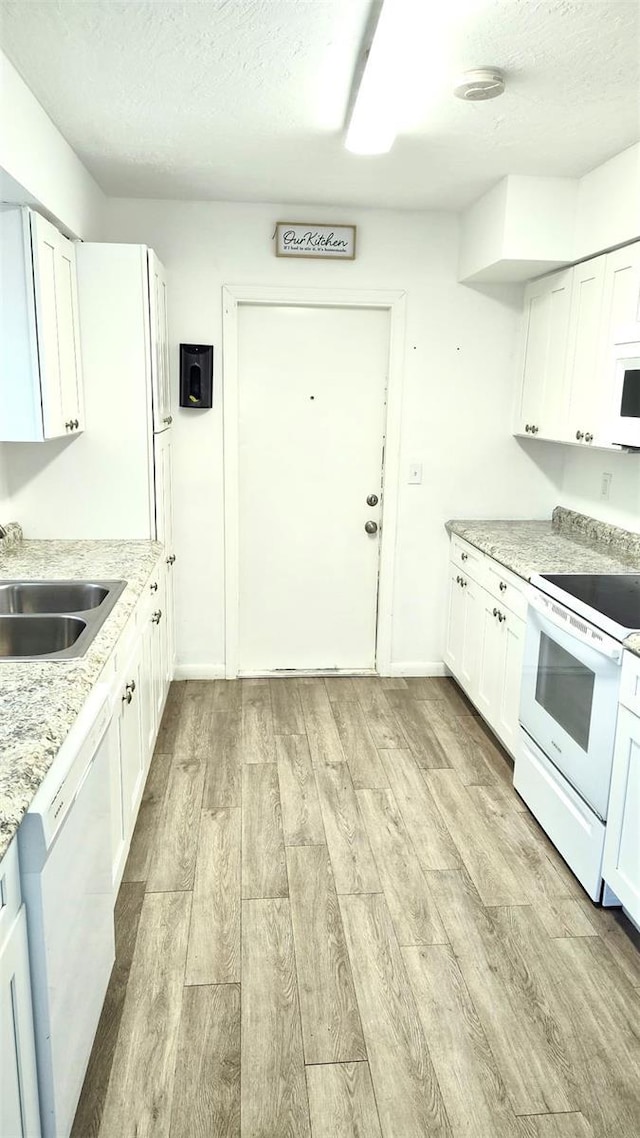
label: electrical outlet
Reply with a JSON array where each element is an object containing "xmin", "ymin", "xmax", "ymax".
[
  {"xmin": 408, "ymin": 463, "xmax": 422, "ymax": 485},
  {"xmin": 601, "ymin": 472, "xmax": 612, "ymax": 500}
]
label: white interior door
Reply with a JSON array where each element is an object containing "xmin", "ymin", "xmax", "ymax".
[{"xmin": 236, "ymin": 303, "xmax": 390, "ymax": 673}]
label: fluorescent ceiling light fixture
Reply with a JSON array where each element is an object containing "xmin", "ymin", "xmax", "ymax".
[{"xmin": 345, "ymin": 0, "xmax": 490, "ymax": 155}]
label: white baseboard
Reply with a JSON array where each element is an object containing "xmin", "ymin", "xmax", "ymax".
[
  {"xmin": 173, "ymin": 664, "xmax": 226, "ymax": 680},
  {"xmin": 174, "ymin": 662, "xmax": 448, "ymax": 680},
  {"xmin": 387, "ymin": 661, "xmax": 447, "ymax": 677}
]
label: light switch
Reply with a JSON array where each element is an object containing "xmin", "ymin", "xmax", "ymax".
[{"xmin": 408, "ymin": 463, "xmax": 422, "ymax": 484}]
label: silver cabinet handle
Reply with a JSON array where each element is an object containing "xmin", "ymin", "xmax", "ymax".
[
  {"xmin": 163, "ymin": 415, "xmax": 173, "ymax": 425},
  {"xmin": 65, "ymin": 420, "xmax": 74, "ymax": 430},
  {"xmin": 461, "ymin": 552, "xmax": 468, "ymax": 562},
  {"xmin": 493, "ymin": 607, "xmax": 499, "ymax": 617},
  {"xmin": 364, "ymin": 521, "xmax": 378, "ymax": 535},
  {"xmin": 530, "ymin": 424, "xmax": 539, "ymax": 434},
  {"xmin": 576, "ymin": 430, "xmax": 584, "ymax": 441},
  {"xmin": 151, "ymin": 610, "xmax": 163, "ymax": 624},
  {"xmin": 525, "ymin": 424, "xmax": 531, "ymax": 432},
  {"xmin": 499, "ymin": 581, "xmax": 507, "ymax": 592},
  {"xmin": 366, "ymin": 493, "xmax": 379, "ymax": 507},
  {"xmin": 166, "ymin": 554, "xmax": 176, "ymax": 565},
  {"xmin": 122, "ymin": 679, "xmax": 136, "ymax": 704},
  {"xmin": 150, "ymin": 581, "xmax": 158, "ymax": 593},
  {"xmin": 460, "ymin": 578, "xmax": 467, "ymax": 588},
  {"xmin": 585, "ymin": 432, "xmax": 593, "ymax": 443}
]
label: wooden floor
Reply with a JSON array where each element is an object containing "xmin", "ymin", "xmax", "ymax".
[{"xmin": 73, "ymin": 676, "xmax": 640, "ymax": 1138}]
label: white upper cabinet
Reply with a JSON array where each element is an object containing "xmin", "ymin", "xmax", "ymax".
[
  {"xmin": 148, "ymin": 250, "xmax": 172, "ymax": 431},
  {"xmin": 564, "ymin": 255, "xmax": 606, "ymax": 446},
  {"xmin": 513, "ymin": 268, "xmax": 572, "ymax": 439},
  {"xmin": 514, "ymin": 239, "xmax": 640, "ymax": 449},
  {"xmin": 0, "ymin": 207, "xmax": 84, "ymax": 442}
]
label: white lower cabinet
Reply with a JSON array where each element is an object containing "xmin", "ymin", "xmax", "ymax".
[
  {"xmin": 109, "ymin": 560, "xmax": 171, "ymax": 889},
  {"xmin": 445, "ymin": 539, "xmax": 527, "ymax": 758},
  {"xmin": 0, "ymin": 841, "xmax": 40, "ymax": 1138},
  {"xmin": 603, "ymin": 697, "xmax": 640, "ymax": 926}
]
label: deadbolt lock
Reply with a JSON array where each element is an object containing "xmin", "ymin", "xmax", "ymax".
[{"xmin": 366, "ymin": 494, "xmax": 379, "ymax": 507}]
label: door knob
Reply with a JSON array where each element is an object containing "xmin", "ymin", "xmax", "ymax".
[
  {"xmin": 364, "ymin": 521, "xmax": 378, "ymax": 535},
  {"xmin": 366, "ymin": 494, "xmax": 379, "ymax": 507}
]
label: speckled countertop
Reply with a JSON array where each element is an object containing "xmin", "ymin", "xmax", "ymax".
[
  {"xmin": 446, "ymin": 507, "xmax": 640, "ymax": 658},
  {"xmin": 0, "ymin": 531, "xmax": 162, "ymax": 860}
]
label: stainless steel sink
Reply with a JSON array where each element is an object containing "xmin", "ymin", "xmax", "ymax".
[
  {"xmin": 0, "ymin": 582, "xmax": 109, "ymax": 615},
  {"xmin": 0, "ymin": 579, "xmax": 126, "ymax": 661},
  {"xmin": 0, "ymin": 615, "xmax": 87, "ymax": 659}
]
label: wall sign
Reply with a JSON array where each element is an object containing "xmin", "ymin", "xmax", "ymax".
[{"xmin": 275, "ymin": 223, "xmax": 356, "ymax": 260}]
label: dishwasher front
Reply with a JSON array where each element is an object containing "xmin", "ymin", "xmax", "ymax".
[{"xmin": 18, "ymin": 683, "xmax": 116, "ymax": 1138}]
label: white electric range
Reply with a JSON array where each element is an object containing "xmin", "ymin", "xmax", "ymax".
[{"xmin": 515, "ymin": 572, "xmax": 640, "ymax": 902}]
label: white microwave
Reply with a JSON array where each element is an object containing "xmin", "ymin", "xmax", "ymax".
[{"xmin": 610, "ymin": 337, "xmax": 640, "ymax": 447}]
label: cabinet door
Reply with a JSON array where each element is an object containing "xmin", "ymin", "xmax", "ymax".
[
  {"xmin": 460, "ymin": 574, "xmax": 482, "ymax": 699},
  {"xmin": 117, "ymin": 641, "xmax": 145, "ymax": 844},
  {"xmin": 603, "ymin": 706, "xmax": 640, "ymax": 924},
  {"xmin": 514, "ymin": 269, "xmax": 572, "ymax": 439},
  {"xmin": 30, "ymin": 211, "xmax": 65, "ymax": 438},
  {"xmin": 564, "ymin": 255, "xmax": 606, "ymax": 445},
  {"xmin": 148, "ymin": 250, "xmax": 171, "ymax": 431},
  {"xmin": 600, "ymin": 242, "xmax": 640, "ymax": 346},
  {"xmin": 444, "ymin": 566, "xmax": 466, "ymax": 678},
  {"xmin": 30, "ymin": 211, "xmax": 84, "ymax": 440},
  {"xmin": 0, "ymin": 907, "xmax": 41, "ymax": 1138},
  {"xmin": 53, "ymin": 233, "xmax": 84, "ymax": 431},
  {"xmin": 493, "ymin": 610, "xmax": 525, "ymax": 757},
  {"xmin": 475, "ymin": 593, "xmax": 505, "ymax": 723}
]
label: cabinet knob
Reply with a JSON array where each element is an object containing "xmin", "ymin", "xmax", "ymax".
[
  {"xmin": 461, "ymin": 578, "xmax": 467, "ymax": 588},
  {"xmin": 73, "ymin": 419, "xmax": 79, "ymax": 429},
  {"xmin": 461, "ymin": 552, "xmax": 468, "ymax": 562},
  {"xmin": 493, "ymin": 607, "xmax": 499, "ymax": 617},
  {"xmin": 122, "ymin": 679, "xmax": 136, "ymax": 704},
  {"xmin": 166, "ymin": 554, "xmax": 176, "ymax": 566},
  {"xmin": 150, "ymin": 581, "xmax": 158, "ymax": 593},
  {"xmin": 524, "ymin": 424, "xmax": 531, "ymax": 433},
  {"xmin": 530, "ymin": 425, "xmax": 539, "ymax": 435},
  {"xmin": 575, "ymin": 430, "xmax": 584, "ymax": 441},
  {"xmin": 499, "ymin": 582, "xmax": 507, "ymax": 592},
  {"xmin": 163, "ymin": 415, "xmax": 173, "ymax": 425},
  {"xmin": 366, "ymin": 493, "xmax": 379, "ymax": 507},
  {"xmin": 499, "ymin": 612, "xmax": 506, "ymax": 623},
  {"xmin": 65, "ymin": 420, "xmax": 74, "ymax": 430},
  {"xmin": 585, "ymin": 432, "xmax": 593, "ymax": 443},
  {"xmin": 152, "ymin": 609, "xmax": 163, "ymax": 624}
]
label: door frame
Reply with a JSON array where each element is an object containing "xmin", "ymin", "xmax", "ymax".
[{"xmin": 222, "ymin": 284, "xmax": 407, "ymax": 678}]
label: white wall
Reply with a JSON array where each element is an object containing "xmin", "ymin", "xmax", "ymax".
[
  {"xmin": 0, "ymin": 50, "xmax": 104, "ymax": 239},
  {"xmin": 558, "ymin": 448, "xmax": 640, "ymax": 533},
  {"xmin": 98, "ymin": 199, "xmax": 564, "ymax": 673}
]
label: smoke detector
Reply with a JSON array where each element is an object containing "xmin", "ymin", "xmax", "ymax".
[{"xmin": 454, "ymin": 69, "xmax": 505, "ymax": 101}]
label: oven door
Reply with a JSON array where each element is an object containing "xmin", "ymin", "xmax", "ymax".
[{"xmin": 520, "ymin": 593, "xmax": 622, "ymax": 819}]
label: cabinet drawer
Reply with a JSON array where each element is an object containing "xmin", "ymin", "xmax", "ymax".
[
  {"xmin": 450, "ymin": 535, "xmax": 486, "ymax": 583},
  {"xmin": 0, "ymin": 839, "xmax": 21, "ymax": 950},
  {"xmin": 620, "ymin": 651, "xmax": 640, "ymax": 717},
  {"xmin": 484, "ymin": 560, "xmax": 530, "ymax": 621}
]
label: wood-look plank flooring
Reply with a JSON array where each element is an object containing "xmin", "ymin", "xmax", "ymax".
[{"xmin": 75, "ymin": 677, "xmax": 640, "ymax": 1138}]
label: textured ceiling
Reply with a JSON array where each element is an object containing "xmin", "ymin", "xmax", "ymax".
[{"xmin": 0, "ymin": 0, "xmax": 639, "ymax": 210}]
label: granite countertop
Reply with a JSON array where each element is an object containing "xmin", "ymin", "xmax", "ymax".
[
  {"xmin": 0, "ymin": 532, "xmax": 162, "ymax": 860},
  {"xmin": 446, "ymin": 508, "xmax": 640, "ymax": 658}
]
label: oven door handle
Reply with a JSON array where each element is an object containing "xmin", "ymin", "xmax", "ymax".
[{"xmin": 527, "ymin": 591, "xmax": 623, "ymax": 663}]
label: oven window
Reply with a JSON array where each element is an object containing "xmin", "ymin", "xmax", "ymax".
[
  {"xmin": 534, "ymin": 632, "xmax": 595, "ymax": 752},
  {"xmin": 620, "ymin": 368, "xmax": 640, "ymax": 418}
]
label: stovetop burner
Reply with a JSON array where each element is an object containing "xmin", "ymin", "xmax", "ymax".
[{"xmin": 539, "ymin": 573, "xmax": 640, "ymax": 636}]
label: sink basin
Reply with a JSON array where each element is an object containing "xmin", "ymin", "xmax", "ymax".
[
  {"xmin": 0, "ymin": 579, "xmax": 127, "ymax": 661},
  {"xmin": 0, "ymin": 582, "xmax": 109, "ymax": 615},
  {"xmin": 0, "ymin": 615, "xmax": 87, "ymax": 659}
]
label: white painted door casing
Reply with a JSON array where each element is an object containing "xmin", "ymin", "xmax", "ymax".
[{"xmin": 235, "ymin": 302, "xmax": 390, "ymax": 674}]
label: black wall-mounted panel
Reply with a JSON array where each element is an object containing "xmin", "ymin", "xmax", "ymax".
[{"xmin": 180, "ymin": 344, "xmax": 213, "ymax": 408}]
